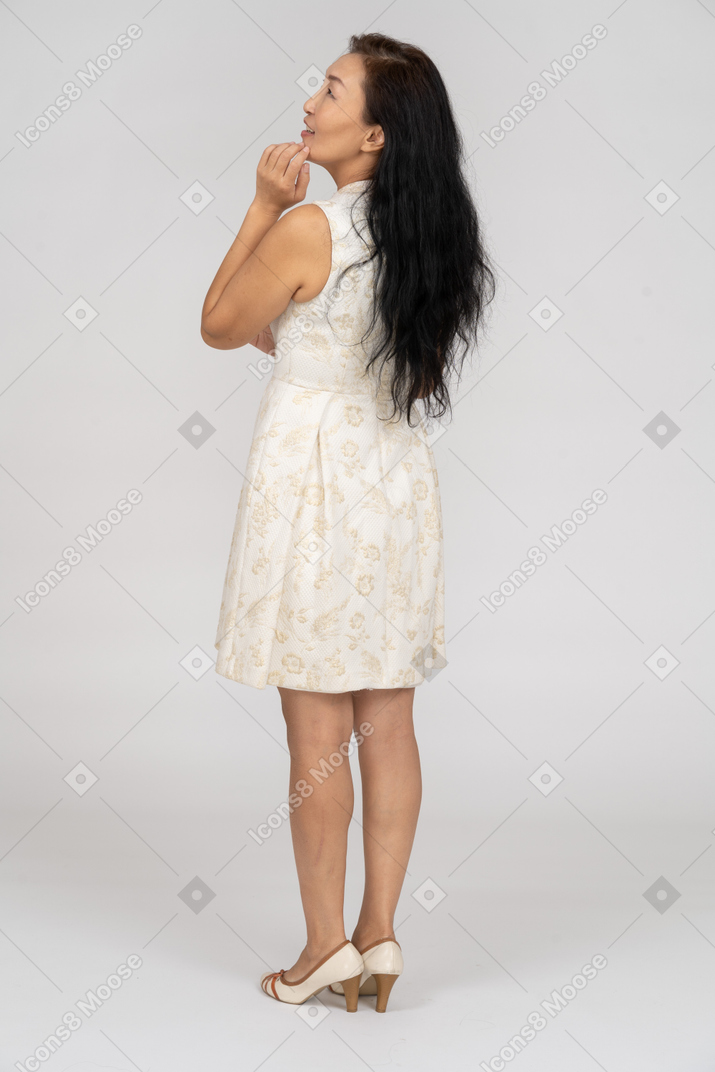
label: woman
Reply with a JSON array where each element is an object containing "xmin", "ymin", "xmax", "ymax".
[{"xmin": 201, "ymin": 33, "xmax": 494, "ymax": 1011}]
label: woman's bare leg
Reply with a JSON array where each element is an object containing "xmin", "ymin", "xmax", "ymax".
[
  {"xmin": 276, "ymin": 686, "xmax": 355, "ymax": 981},
  {"xmin": 349, "ymin": 687, "xmax": 421, "ymax": 948}
]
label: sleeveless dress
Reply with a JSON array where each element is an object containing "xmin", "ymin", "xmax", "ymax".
[{"xmin": 213, "ymin": 178, "xmax": 445, "ymax": 692}]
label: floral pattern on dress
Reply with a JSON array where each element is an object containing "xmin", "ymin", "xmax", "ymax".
[{"xmin": 214, "ymin": 180, "xmax": 445, "ymax": 692}]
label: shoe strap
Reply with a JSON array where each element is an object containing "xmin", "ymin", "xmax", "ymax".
[{"xmin": 275, "ymin": 939, "xmax": 353, "ymax": 987}]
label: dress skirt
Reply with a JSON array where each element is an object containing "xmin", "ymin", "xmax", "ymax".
[{"xmin": 213, "ymin": 374, "xmax": 445, "ymax": 692}]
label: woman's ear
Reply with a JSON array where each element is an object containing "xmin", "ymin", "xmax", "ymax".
[{"xmin": 365, "ymin": 126, "xmax": 384, "ymax": 151}]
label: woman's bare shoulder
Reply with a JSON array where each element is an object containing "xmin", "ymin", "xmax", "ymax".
[
  {"xmin": 274, "ymin": 202, "xmax": 331, "ymax": 248},
  {"xmin": 269, "ymin": 203, "xmax": 332, "ymax": 301}
]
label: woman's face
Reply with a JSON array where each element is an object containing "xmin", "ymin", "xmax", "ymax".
[{"xmin": 301, "ymin": 53, "xmax": 383, "ymax": 170}]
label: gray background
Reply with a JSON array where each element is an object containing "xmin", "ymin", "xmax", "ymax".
[{"xmin": 1, "ymin": 0, "xmax": 714, "ymax": 1068}]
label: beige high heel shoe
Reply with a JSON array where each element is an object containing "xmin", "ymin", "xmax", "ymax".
[
  {"xmin": 329, "ymin": 937, "xmax": 403, "ymax": 1012},
  {"xmin": 260, "ymin": 939, "xmax": 364, "ymax": 1011}
]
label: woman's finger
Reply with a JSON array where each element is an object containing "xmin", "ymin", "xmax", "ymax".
[
  {"xmin": 293, "ymin": 155, "xmax": 310, "ymax": 200},
  {"xmin": 275, "ymin": 143, "xmax": 303, "ymax": 163},
  {"xmin": 285, "ymin": 145, "xmax": 310, "ymax": 181},
  {"xmin": 284, "ymin": 144, "xmax": 310, "ymax": 180},
  {"xmin": 261, "ymin": 143, "xmax": 290, "ymax": 171},
  {"xmin": 255, "ymin": 141, "xmax": 309, "ymax": 208},
  {"xmin": 265, "ymin": 143, "xmax": 300, "ymax": 180},
  {"xmin": 268, "ymin": 142, "xmax": 294, "ymax": 160}
]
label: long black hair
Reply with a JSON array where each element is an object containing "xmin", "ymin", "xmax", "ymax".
[{"xmin": 334, "ymin": 32, "xmax": 496, "ymax": 428}]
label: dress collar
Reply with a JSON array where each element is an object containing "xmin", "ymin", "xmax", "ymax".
[{"xmin": 333, "ymin": 178, "xmax": 371, "ymax": 199}]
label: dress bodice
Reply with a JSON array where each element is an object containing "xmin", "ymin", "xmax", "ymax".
[{"xmin": 269, "ymin": 179, "xmax": 391, "ymax": 404}]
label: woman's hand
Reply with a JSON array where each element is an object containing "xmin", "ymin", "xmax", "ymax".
[
  {"xmin": 249, "ymin": 326, "xmax": 275, "ymax": 355},
  {"xmin": 253, "ymin": 142, "xmax": 311, "ymax": 217}
]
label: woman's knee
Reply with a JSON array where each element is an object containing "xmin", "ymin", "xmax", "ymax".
[
  {"xmin": 279, "ymin": 689, "xmax": 354, "ymax": 750},
  {"xmin": 352, "ymin": 686, "xmax": 414, "ymax": 719}
]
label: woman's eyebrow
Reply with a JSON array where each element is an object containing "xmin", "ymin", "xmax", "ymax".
[{"xmin": 326, "ymin": 73, "xmax": 345, "ymax": 89}]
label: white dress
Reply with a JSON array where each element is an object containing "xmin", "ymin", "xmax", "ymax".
[{"xmin": 213, "ymin": 178, "xmax": 445, "ymax": 692}]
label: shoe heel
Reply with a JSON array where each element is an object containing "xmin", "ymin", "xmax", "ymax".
[
  {"xmin": 373, "ymin": 973, "xmax": 398, "ymax": 1012},
  {"xmin": 340, "ymin": 974, "xmax": 361, "ymax": 1012}
]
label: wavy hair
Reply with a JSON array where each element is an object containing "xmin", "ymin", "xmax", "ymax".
[{"xmin": 333, "ymin": 32, "xmax": 496, "ymax": 427}]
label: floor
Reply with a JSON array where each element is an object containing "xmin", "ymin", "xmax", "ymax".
[{"xmin": 3, "ymin": 805, "xmax": 714, "ymax": 1071}]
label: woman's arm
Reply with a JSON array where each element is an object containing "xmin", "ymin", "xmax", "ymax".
[
  {"xmin": 249, "ymin": 325, "xmax": 275, "ymax": 355},
  {"xmin": 201, "ymin": 201, "xmax": 282, "ymax": 335},
  {"xmin": 201, "ymin": 141, "xmax": 311, "ymax": 349}
]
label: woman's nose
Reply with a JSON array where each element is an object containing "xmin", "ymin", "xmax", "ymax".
[{"xmin": 304, "ymin": 80, "xmax": 326, "ymax": 110}]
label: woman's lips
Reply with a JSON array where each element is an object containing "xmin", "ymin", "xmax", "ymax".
[{"xmin": 301, "ymin": 129, "xmax": 314, "ymax": 137}]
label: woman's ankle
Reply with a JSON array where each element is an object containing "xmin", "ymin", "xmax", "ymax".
[
  {"xmin": 305, "ymin": 934, "xmax": 348, "ymax": 957},
  {"xmin": 351, "ymin": 926, "xmax": 396, "ymax": 948}
]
